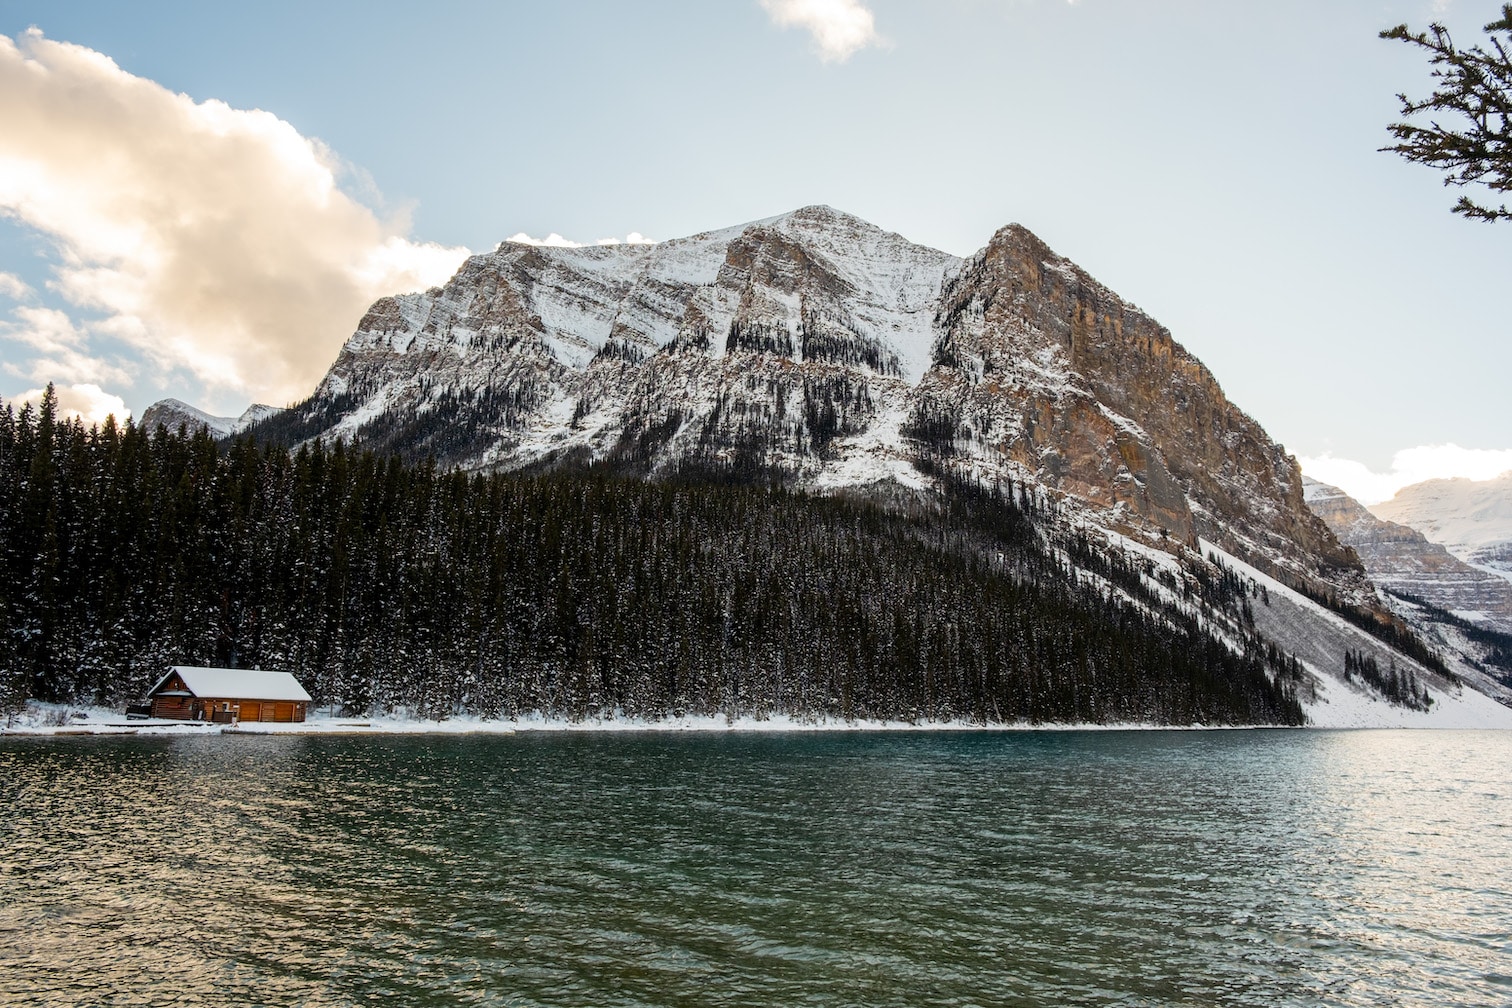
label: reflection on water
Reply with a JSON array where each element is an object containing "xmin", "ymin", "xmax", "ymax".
[{"xmin": 1, "ymin": 730, "xmax": 1509, "ymax": 1006}]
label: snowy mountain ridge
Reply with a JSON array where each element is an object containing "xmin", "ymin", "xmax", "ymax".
[
  {"xmin": 145, "ymin": 206, "xmax": 1512, "ymax": 726},
  {"xmin": 1304, "ymin": 477, "xmax": 1512, "ymax": 708},
  {"xmin": 252, "ymin": 207, "xmax": 1357, "ymax": 598},
  {"xmin": 139, "ymin": 398, "xmax": 282, "ymax": 438},
  {"xmin": 1371, "ymin": 472, "xmax": 1512, "ymax": 585},
  {"xmin": 1307, "ymin": 478, "xmax": 1512, "ymax": 633}
]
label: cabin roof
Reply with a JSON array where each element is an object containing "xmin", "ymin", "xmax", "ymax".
[{"xmin": 149, "ymin": 666, "xmax": 313, "ymax": 702}]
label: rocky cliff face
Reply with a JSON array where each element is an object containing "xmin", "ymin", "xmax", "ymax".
[
  {"xmin": 297, "ymin": 207, "xmax": 956, "ymax": 481},
  {"xmin": 1371, "ymin": 473, "xmax": 1512, "ymax": 584},
  {"xmin": 912, "ymin": 224, "xmax": 1361, "ymax": 597},
  {"xmin": 1306, "ymin": 479, "xmax": 1512, "ymax": 635},
  {"xmin": 241, "ymin": 205, "xmax": 1364, "ymax": 604}
]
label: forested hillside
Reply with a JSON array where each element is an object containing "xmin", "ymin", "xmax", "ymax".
[{"xmin": 0, "ymin": 388, "xmax": 1304, "ymax": 726}]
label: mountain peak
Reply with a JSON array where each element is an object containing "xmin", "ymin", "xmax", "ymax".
[
  {"xmin": 286, "ymin": 207, "xmax": 1362, "ymax": 598},
  {"xmin": 1372, "ymin": 471, "xmax": 1512, "ymax": 581},
  {"xmin": 769, "ymin": 204, "xmax": 866, "ymax": 229},
  {"xmin": 140, "ymin": 398, "xmax": 283, "ymax": 438}
]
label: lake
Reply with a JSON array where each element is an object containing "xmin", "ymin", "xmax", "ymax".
[{"xmin": 2, "ymin": 730, "xmax": 1508, "ymax": 1006}]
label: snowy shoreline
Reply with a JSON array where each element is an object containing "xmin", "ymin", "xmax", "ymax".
[{"xmin": 3, "ymin": 702, "xmax": 1508, "ymax": 736}]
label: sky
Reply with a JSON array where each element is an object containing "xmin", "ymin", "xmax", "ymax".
[{"xmin": 1, "ymin": 0, "xmax": 1510, "ymax": 504}]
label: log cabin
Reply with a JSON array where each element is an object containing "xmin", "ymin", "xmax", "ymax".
[{"xmin": 146, "ymin": 666, "xmax": 312, "ymax": 723}]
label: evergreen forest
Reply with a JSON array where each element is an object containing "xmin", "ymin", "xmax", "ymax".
[{"xmin": 0, "ymin": 388, "xmax": 1306, "ymax": 726}]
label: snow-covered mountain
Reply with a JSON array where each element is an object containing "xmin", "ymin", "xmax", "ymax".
[
  {"xmin": 1306, "ymin": 478, "xmax": 1512, "ymax": 634},
  {"xmin": 1305, "ymin": 478, "xmax": 1512, "ymax": 707},
  {"xmin": 245, "ymin": 207, "xmax": 1359, "ymax": 599},
  {"xmin": 146, "ymin": 206, "xmax": 1512, "ymax": 727},
  {"xmin": 139, "ymin": 398, "xmax": 282, "ymax": 438},
  {"xmin": 1371, "ymin": 472, "xmax": 1512, "ymax": 585}
]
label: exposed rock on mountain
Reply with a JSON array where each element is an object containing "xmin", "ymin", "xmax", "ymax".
[
  {"xmin": 236, "ymin": 205, "xmax": 1362, "ymax": 607},
  {"xmin": 1306, "ymin": 478, "xmax": 1512, "ymax": 634},
  {"xmin": 1305, "ymin": 478, "xmax": 1512, "ymax": 704},
  {"xmin": 267, "ymin": 207, "xmax": 956, "ymax": 483},
  {"xmin": 140, "ymin": 398, "xmax": 281, "ymax": 438},
  {"xmin": 1371, "ymin": 473, "xmax": 1512, "ymax": 584},
  {"xmin": 141, "ymin": 206, "xmax": 1512, "ymax": 724},
  {"xmin": 911, "ymin": 223, "xmax": 1360, "ymax": 600}
]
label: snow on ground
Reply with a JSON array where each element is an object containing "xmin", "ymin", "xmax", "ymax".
[
  {"xmin": 1305, "ymin": 670, "xmax": 1512, "ymax": 729},
  {"xmin": 6, "ymin": 701, "xmax": 1506, "ymax": 736},
  {"xmin": 809, "ymin": 394, "xmax": 930, "ymax": 492},
  {"xmin": 1200, "ymin": 539, "xmax": 1512, "ymax": 730},
  {"xmin": 1, "ymin": 703, "xmax": 224, "ymax": 736}
]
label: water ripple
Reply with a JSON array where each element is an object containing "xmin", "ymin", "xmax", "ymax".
[{"xmin": 2, "ymin": 730, "xmax": 1510, "ymax": 1006}]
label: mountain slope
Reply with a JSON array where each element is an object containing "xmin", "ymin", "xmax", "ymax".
[
  {"xmin": 248, "ymin": 207, "xmax": 1363, "ymax": 606},
  {"xmin": 1371, "ymin": 473, "xmax": 1512, "ymax": 584},
  {"xmin": 1304, "ymin": 478, "xmax": 1512, "ymax": 705},
  {"xmin": 911, "ymin": 223, "xmax": 1361, "ymax": 603},
  {"xmin": 140, "ymin": 399, "xmax": 281, "ymax": 438},
  {"xmin": 257, "ymin": 206, "xmax": 958, "ymax": 477},
  {"xmin": 1306, "ymin": 478, "xmax": 1512, "ymax": 634},
  {"xmin": 138, "ymin": 206, "xmax": 1512, "ymax": 725}
]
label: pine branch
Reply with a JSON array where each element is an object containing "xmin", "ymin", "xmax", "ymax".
[{"xmin": 1381, "ymin": 4, "xmax": 1512, "ymax": 222}]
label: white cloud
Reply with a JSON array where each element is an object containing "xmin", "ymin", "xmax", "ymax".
[
  {"xmin": 0, "ymin": 30, "xmax": 469, "ymax": 408},
  {"xmin": 0, "ymin": 271, "xmax": 31, "ymax": 300},
  {"xmin": 506, "ymin": 232, "xmax": 658, "ymax": 248},
  {"xmin": 760, "ymin": 0, "xmax": 884, "ymax": 63},
  {"xmin": 602, "ymin": 233, "xmax": 657, "ymax": 246},
  {"xmin": 1300, "ymin": 444, "xmax": 1512, "ymax": 505},
  {"xmin": 13, "ymin": 382, "xmax": 128, "ymax": 425},
  {"xmin": 507, "ymin": 233, "xmax": 589, "ymax": 249},
  {"xmin": 0, "ymin": 304, "xmax": 133, "ymax": 387}
]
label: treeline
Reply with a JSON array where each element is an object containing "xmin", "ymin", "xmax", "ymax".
[
  {"xmin": 1295, "ymin": 578, "xmax": 1449, "ymax": 676},
  {"xmin": 0, "ymin": 388, "xmax": 1304, "ymax": 725},
  {"xmin": 1384, "ymin": 589, "xmax": 1512, "ymax": 684},
  {"xmin": 1343, "ymin": 649, "xmax": 1433, "ymax": 710}
]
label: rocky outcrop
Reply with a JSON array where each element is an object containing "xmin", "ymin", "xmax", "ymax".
[
  {"xmin": 140, "ymin": 399, "xmax": 281, "ymax": 438},
  {"xmin": 1306, "ymin": 478, "xmax": 1512, "ymax": 635},
  {"xmin": 255, "ymin": 206, "xmax": 958, "ymax": 479},
  {"xmin": 1371, "ymin": 473, "xmax": 1512, "ymax": 584},
  {"xmin": 912, "ymin": 224, "xmax": 1364, "ymax": 601}
]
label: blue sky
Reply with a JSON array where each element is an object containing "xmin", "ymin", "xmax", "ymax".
[{"xmin": 2, "ymin": 0, "xmax": 1510, "ymax": 502}]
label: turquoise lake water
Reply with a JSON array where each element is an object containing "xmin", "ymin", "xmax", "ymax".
[{"xmin": 2, "ymin": 730, "xmax": 1509, "ymax": 1006}]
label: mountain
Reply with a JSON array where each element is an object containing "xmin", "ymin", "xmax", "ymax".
[
  {"xmin": 1371, "ymin": 473, "xmax": 1512, "ymax": 584},
  {"xmin": 1306, "ymin": 478, "xmax": 1512, "ymax": 633},
  {"xmin": 246, "ymin": 207, "xmax": 1360, "ymax": 599},
  {"xmin": 140, "ymin": 206, "xmax": 1512, "ymax": 727},
  {"xmin": 1305, "ymin": 478, "xmax": 1512, "ymax": 703},
  {"xmin": 140, "ymin": 398, "xmax": 282, "ymax": 438}
]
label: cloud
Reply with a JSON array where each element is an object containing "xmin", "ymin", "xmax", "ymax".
[
  {"xmin": 506, "ymin": 232, "xmax": 658, "ymax": 249},
  {"xmin": 0, "ymin": 272, "xmax": 31, "ymax": 300},
  {"xmin": 759, "ymin": 0, "xmax": 884, "ymax": 62},
  {"xmin": 507, "ymin": 233, "xmax": 590, "ymax": 249},
  {"xmin": 0, "ymin": 305, "xmax": 132, "ymax": 386},
  {"xmin": 0, "ymin": 30, "xmax": 469, "ymax": 409},
  {"xmin": 12, "ymin": 382, "xmax": 128, "ymax": 425},
  {"xmin": 601, "ymin": 233, "xmax": 658, "ymax": 247},
  {"xmin": 1300, "ymin": 444, "xmax": 1512, "ymax": 505}
]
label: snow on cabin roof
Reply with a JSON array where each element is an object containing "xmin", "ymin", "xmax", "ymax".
[{"xmin": 151, "ymin": 666, "xmax": 312, "ymax": 702}]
